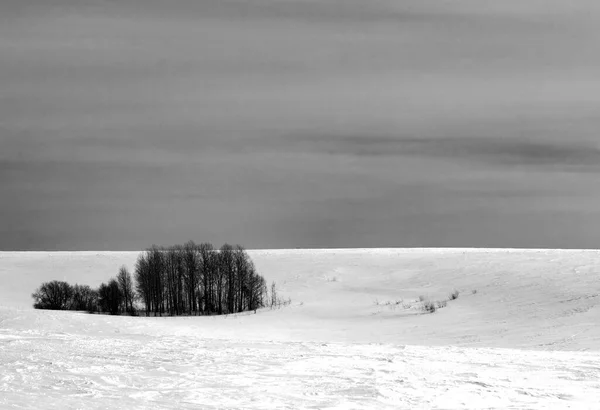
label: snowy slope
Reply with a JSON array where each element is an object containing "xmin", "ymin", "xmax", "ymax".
[{"xmin": 1, "ymin": 249, "xmax": 600, "ymax": 408}]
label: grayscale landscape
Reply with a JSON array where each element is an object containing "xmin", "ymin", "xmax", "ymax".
[{"xmin": 1, "ymin": 0, "xmax": 600, "ymax": 409}]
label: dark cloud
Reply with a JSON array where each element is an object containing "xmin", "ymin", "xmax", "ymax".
[{"xmin": 289, "ymin": 134, "xmax": 600, "ymax": 171}]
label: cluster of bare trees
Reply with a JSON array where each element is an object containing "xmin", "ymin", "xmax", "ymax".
[
  {"xmin": 32, "ymin": 242, "xmax": 270, "ymax": 316},
  {"xmin": 97, "ymin": 266, "xmax": 135, "ymax": 315},
  {"xmin": 135, "ymin": 242, "xmax": 267, "ymax": 316},
  {"xmin": 31, "ymin": 267, "xmax": 135, "ymax": 315}
]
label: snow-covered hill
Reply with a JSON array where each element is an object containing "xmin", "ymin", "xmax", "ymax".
[{"xmin": 1, "ymin": 249, "xmax": 599, "ymax": 408}]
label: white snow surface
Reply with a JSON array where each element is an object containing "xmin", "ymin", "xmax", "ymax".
[{"xmin": 1, "ymin": 248, "xmax": 600, "ymax": 408}]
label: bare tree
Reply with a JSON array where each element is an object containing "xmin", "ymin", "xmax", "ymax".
[
  {"xmin": 271, "ymin": 281, "xmax": 277, "ymax": 308},
  {"xmin": 219, "ymin": 244, "xmax": 235, "ymax": 314},
  {"xmin": 117, "ymin": 265, "xmax": 134, "ymax": 315},
  {"xmin": 163, "ymin": 246, "xmax": 179, "ymax": 315},
  {"xmin": 233, "ymin": 245, "xmax": 252, "ymax": 313},
  {"xmin": 247, "ymin": 264, "xmax": 265, "ymax": 312},
  {"xmin": 183, "ymin": 241, "xmax": 199, "ymax": 315},
  {"xmin": 147, "ymin": 245, "xmax": 166, "ymax": 316},
  {"xmin": 135, "ymin": 252, "xmax": 152, "ymax": 316},
  {"xmin": 198, "ymin": 242, "xmax": 215, "ymax": 314}
]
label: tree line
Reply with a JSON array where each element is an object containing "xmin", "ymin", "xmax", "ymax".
[{"xmin": 31, "ymin": 242, "xmax": 274, "ymax": 316}]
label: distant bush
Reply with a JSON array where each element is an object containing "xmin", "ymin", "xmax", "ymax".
[
  {"xmin": 421, "ymin": 299, "xmax": 447, "ymax": 313},
  {"xmin": 449, "ymin": 290, "xmax": 460, "ymax": 300},
  {"xmin": 32, "ymin": 280, "xmax": 73, "ymax": 310},
  {"xmin": 379, "ymin": 289, "xmax": 460, "ymax": 315},
  {"xmin": 98, "ymin": 279, "xmax": 122, "ymax": 315},
  {"xmin": 422, "ymin": 300, "xmax": 437, "ymax": 313}
]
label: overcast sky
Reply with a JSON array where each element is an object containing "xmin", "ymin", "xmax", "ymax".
[{"xmin": 2, "ymin": 0, "xmax": 600, "ymax": 250}]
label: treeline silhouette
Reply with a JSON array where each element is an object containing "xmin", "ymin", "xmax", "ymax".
[{"xmin": 32, "ymin": 242, "xmax": 275, "ymax": 316}]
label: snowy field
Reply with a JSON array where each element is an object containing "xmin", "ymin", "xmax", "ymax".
[{"xmin": 1, "ymin": 248, "xmax": 600, "ymax": 408}]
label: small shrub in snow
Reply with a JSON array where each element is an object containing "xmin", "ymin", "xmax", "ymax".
[
  {"xmin": 472, "ymin": 289, "xmax": 477, "ymax": 294},
  {"xmin": 421, "ymin": 299, "xmax": 447, "ymax": 313},
  {"xmin": 269, "ymin": 290, "xmax": 291, "ymax": 310},
  {"xmin": 422, "ymin": 300, "xmax": 437, "ymax": 313},
  {"xmin": 449, "ymin": 290, "xmax": 460, "ymax": 300}
]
